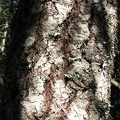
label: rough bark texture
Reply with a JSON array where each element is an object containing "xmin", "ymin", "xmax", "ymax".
[{"xmin": 1, "ymin": 0, "xmax": 118, "ymax": 120}]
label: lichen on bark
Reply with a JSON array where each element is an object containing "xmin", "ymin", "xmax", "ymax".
[{"xmin": 1, "ymin": 0, "xmax": 118, "ymax": 120}]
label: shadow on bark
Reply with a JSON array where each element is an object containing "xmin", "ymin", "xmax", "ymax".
[
  {"xmin": 0, "ymin": 0, "xmax": 43, "ymax": 119},
  {"xmin": 89, "ymin": 3, "xmax": 112, "ymax": 119},
  {"xmin": 0, "ymin": 0, "xmax": 119, "ymax": 119},
  {"xmin": 110, "ymin": 1, "xmax": 120, "ymax": 119}
]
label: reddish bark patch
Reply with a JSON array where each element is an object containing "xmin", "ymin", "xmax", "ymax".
[{"xmin": 42, "ymin": 64, "xmax": 56, "ymax": 119}]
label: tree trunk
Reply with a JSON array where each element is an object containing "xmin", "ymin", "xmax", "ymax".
[{"xmin": 1, "ymin": 0, "xmax": 118, "ymax": 120}]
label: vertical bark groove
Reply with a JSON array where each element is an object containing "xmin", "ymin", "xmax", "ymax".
[{"xmin": 1, "ymin": 0, "xmax": 118, "ymax": 120}]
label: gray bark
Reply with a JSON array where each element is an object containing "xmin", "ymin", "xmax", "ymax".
[{"xmin": 1, "ymin": 0, "xmax": 118, "ymax": 120}]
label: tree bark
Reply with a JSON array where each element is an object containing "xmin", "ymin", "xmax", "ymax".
[{"xmin": 1, "ymin": 0, "xmax": 118, "ymax": 120}]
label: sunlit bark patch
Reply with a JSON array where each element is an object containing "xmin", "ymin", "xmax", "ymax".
[
  {"xmin": 19, "ymin": 1, "xmax": 118, "ymax": 119},
  {"xmin": 1, "ymin": 0, "xmax": 118, "ymax": 120}
]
